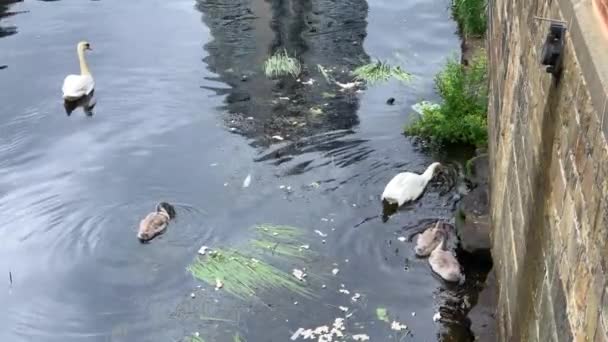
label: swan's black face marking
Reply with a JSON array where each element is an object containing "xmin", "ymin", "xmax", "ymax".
[{"xmin": 84, "ymin": 42, "xmax": 91, "ymax": 50}]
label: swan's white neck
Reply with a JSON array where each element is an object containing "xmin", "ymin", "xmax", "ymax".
[
  {"xmin": 77, "ymin": 48, "xmax": 91, "ymax": 76},
  {"xmin": 422, "ymin": 163, "xmax": 440, "ymax": 181}
]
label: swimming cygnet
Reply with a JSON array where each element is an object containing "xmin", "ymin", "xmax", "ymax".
[
  {"xmin": 428, "ymin": 229, "xmax": 465, "ymax": 284},
  {"xmin": 414, "ymin": 221, "xmax": 444, "ymax": 257},
  {"xmin": 137, "ymin": 202, "xmax": 176, "ymax": 243}
]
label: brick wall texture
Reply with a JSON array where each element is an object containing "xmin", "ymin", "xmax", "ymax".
[{"xmin": 488, "ymin": 0, "xmax": 608, "ymax": 341}]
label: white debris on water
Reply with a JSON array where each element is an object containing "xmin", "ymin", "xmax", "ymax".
[
  {"xmin": 290, "ymin": 318, "xmax": 346, "ymax": 341},
  {"xmin": 299, "ymin": 244, "xmax": 310, "ymax": 250},
  {"xmin": 292, "ymin": 269, "xmax": 307, "ymax": 281},
  {"xmin": 210, "ymin": 163, "xmax": 218, "ymax": 167},
  {"xmin": 302, "ymin": 78, "xmax": 315, "ymax": 85},
  {"xmin": 272, "ymin": 135, "xmax": 285, "ymax": 141},
  {"xmin": 332, "ymin": 268, "xmax": 340, "ymax": 276},
  {"xmin": 411, "ymin": 312, "xmax": 416, "ymax": 317},
  {"xmin": 338, "ymin": 289, "xmax": 350, "ymax": 295},
  {"xmin": 314, "ymin": 230, "xmax": 328, "ymax": 237},
  {"xmin": 197, "ymin": 245, "xmax": 209, "ymax": 255},
  {"xmin": 352, "ymin": 334, "xmax": 370, "ymax": 341},
  {"xmin": 339, "ymin": 306, "xmax": 349, "ymax": 312},
  {"xmin": 397, "ymin": 236, "xmax": 406, "ymax": 242},
  {"xmin": 433, "ymin": 312, "xmax": 442, "ymax": 322},
  {"xmin": 391, "ymin": 321, "xmax": 408, "ymax": 331},
  {"xmin": 215, "ymin": 278, "xmax": 224, "ymax": 290},
  {"xmin": 351, "ymin": 293, "xmax": 361, "ymax": 302},
  {"xmin": 242, "ymin": 174, "xmax": 252, "ymax": 188},
  {"xmin": 279, "ymin": 96, "xmax": 290, "ymax": 100},
  {"xmin": 335, "ymin": 81, "xmax": 361, "ymax": 90},
  {"xmin": 321, "ymin": 218, "xmax": 329, "ymax": 222}
]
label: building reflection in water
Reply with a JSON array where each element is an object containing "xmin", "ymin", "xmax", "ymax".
[
  {"xmin": 196, "ymin": 0, "xmax": 373, "ymax": 172},
  {"xmin": 0, "ymin": 0, "xmax": 23, "ymax": 39}
]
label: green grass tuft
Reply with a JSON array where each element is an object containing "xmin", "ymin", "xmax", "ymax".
[
  {"xmin": 452, "ymin": 0, "xmax": 487, "ymax": 37},
  {"xmin": 405, "ymin": 52, "xmax": 488, "ymax": 147},
  {"xmin": 352, "ymin": 61, "xmax": 412, "ymax": 85},
  {"xmin": 264, "ymin": 49, "xmax": 301, "ymax": 78}
]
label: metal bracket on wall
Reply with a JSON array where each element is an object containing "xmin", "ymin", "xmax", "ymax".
[{"xmin": 535, "ymin": 17, "xmax": 568, "ymax": 77}]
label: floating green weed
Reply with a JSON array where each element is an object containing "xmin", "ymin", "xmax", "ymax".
[
  {"xmin": 189, "ymin": 249, "xmax": 313, "ymax": 300},
  {"xmin": 186, "ymin": 334, "xmax": 205, "ymax": 342},
  {"xmin": 352, "ymin": 61, "xmax": 412, "ymax": 85},
  {"xmin": 254, "ymin": 224, "xmax": 304, "ymax": 240},
  {"xmin": 188, "ymin": 224, "xmax": 316, "ymax": 301},
  {"xmin": 376, "ymin": 307, "xmax": 389, "ymax": 322},
  {"xmin": 264, "ymin": 49, "xmax": 301, "ymax": 78}
]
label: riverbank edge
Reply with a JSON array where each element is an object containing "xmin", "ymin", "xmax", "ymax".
[{"xmin": 458, "ymin": 33, "xmax": 497, "ymax": 341}]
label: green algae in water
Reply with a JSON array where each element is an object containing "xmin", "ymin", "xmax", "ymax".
[
  {"xmin": 353, "ymin": 61, "xmax": 412, "ymax": 85},
  {"xmin": 264, "ymin": 49, "xmax": 301, "ymax": 78}
]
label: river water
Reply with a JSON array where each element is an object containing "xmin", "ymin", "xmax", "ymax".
[{"xmin": 0, "ymin": 0, "xmax": 478, "ymax": 341}]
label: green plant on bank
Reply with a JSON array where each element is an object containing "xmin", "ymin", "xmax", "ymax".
[
  {"xmin": 352, "ymin": 60, "xmax": 412, "ymax": 85},
  {"xmin": 452, "ymin": 0, "xmax": 487, "ymax": 37},
  {"xmin": 264, "ymin": 49, "xmax": 301, "ymax": 78},
  {"xmin": 187, "ymin": 224, "xmax": 315, "ymax": 301},
  {"xmin": 405, "ymin": 52, "xmax": 488, "ymax": 146}
]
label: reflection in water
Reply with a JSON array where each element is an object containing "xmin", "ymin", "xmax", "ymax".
[
  {"xmin": 0, "ymin": 0, "xmax": 23, "ymax": 38},
  {"xmin": 196, "ymin": 0, "xmax": 372, "ymax": 170},
  {"xmin": 63, "ymin": 92, "xmax": 96, "ymax": 116}
]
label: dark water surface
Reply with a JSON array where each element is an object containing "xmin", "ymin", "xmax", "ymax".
[{"xmin": 0, "ymin": 0, "xmax": 477, "ymax": 341}]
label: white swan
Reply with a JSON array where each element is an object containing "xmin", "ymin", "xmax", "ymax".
[
  {"xmin": 62, "ymin": 41, "xmax": 94, "ymax": 101},
  {"xmin": 428, "ymin": 229, "xmax": 465, "ymax": 284},
  {"xmin": 381, "ymin": 162, "xmax": 441, "ymax": 207}
]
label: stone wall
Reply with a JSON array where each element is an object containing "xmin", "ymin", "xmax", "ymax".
[{"xmin": 487, "ymin": 0, "xmax": 608, "ymax": 340}]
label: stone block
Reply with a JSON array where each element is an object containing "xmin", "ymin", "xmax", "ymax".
[
  {"xmin": 569, "ymin": 260, "xmax": 592, "ymax": 333},
  {"xmin": 551, "ymin": 268, "xmax": 575, "ymax": 342},
  {"xmin": 584, "ymin": 265, "xmax": 605, "ymax": 341},
  {"xmin": 550, "ymin": 157, "xmax": 568, "ymax": 215}
]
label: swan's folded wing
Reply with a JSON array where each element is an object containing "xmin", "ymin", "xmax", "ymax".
[{"xmin": 62, "ymin": 74, "xmax": 95, "ymax": 99}]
